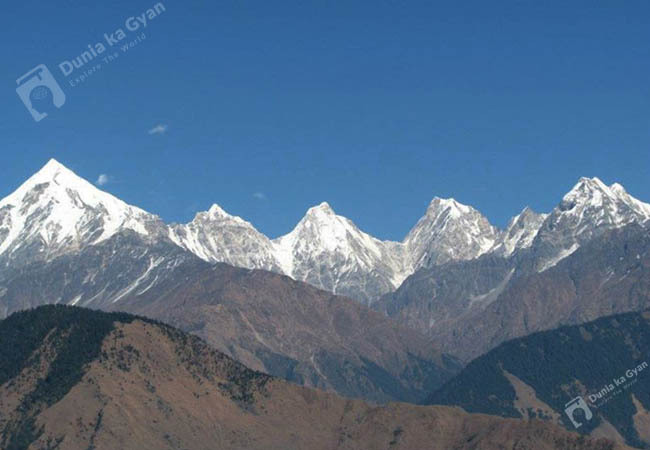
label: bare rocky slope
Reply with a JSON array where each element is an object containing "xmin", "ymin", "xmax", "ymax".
[
  {"xmin": 0, "ymin": 159, "xmax": 505, "ymax": 306},
  {"xmin": 113, "ymin": 262, "xmax": 461, "ymax": 403},
  {"xmin": 13, "ymin": 160, "xmax": 639, "ymax": 308},
  {"xmin": 0, "ymin": 306, "xmax": 628, "ymax": 450}
]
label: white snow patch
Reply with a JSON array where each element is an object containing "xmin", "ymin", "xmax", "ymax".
[
  {"xmin": 111, "ymin": 257, "xmax": 163, "ymax": 303},
  {"xmin": 469, "ymin": 268, "xmax": 515, "ymax": 308},
  {"xmin": 68, "ymin": 295, "xmax": 83, "ymax": 306},
  {"xmin": 538, "ymin": 243, "xmax": 580, "ymax": 272}
]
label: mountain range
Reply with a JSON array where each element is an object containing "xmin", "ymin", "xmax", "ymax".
[
  {"xmin": 0, "ymin": 160, "xmax": 464, "ymax": 403},
  {"xmin": 3, "ymin": 159, "xmax": 650, "ymax": 404},
  {"xmin": 377, "ymin": 211, "xmax": 650, "ymax": 362},
  {"xmin": 3, "ymin": 159, "xmax": 649, "ymax": 307}
]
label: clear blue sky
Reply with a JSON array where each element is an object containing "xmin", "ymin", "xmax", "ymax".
[{"xmin": 2, "ymin": 0, "xmax": 650, "ymax": 239}]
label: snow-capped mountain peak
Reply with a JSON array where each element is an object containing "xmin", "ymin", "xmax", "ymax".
[
  {"xmin": 306, "ymin": 201, "xmax": 335, "ymax": 216},
  {"xmin": 272, "ymin": 202, "xmax": 408, "ymax": 304},
  {"xmin": 274, "ymin": 202, "xmax": 378, "ymax": 265},
  {"xmin": 534, "ymin": 177, "xmax": 650, "ymax": 271},
  {"xmin": 203, "ymin": 203, "xmax": 251, "ymax": 224},
  {"xmin": 281, "ymin": 202, "xmax": 377, "ymax": 253},
  {"xmin": 557, "ymin": 176, "xmax": 650, "ymax": 226},
  {"xmin": 608, "ymin": 182, "xmax": 650, "ymax": 219},
  {"xmin": 610, "ymin": 182, "xmax": 627, "ymax": 196},
  {"xmin": 405, "ymin": 197, "xmax": 500, "ymax": 269},
  {"xmin": 560, "ymin": 177, "xmax": 616, "ymax": 211},
  {"xmin": 208, "ymin": 203, "xmax": 230, "ymax": 217},
  {"xmin": 5, "ymin": 160, "xmax": 650, "ymax": 305},
  {"xmin": 169, "ymin": 203, "xmax": 279, "ymax": 271},
  {"xmin": 31, "ymin": 158, "xmax": 68, "ymax": 180},
  {"xmin": 3, "ymin": 159, "xmax": 100, "ymax": 207},
  {"xmin": 0, "ymin": 159, "xmax": 160, "ymax": 264},
  {"xmin": 559, "ymin": 177, "xmax": 649, "ymax": 217},
  {"xmin": 426, "ymin": 197, "xmax": 472, "ymax": 218},
  {"xmin": 492, "ymin": 207, "xmax": 547, "ymax": 257}
]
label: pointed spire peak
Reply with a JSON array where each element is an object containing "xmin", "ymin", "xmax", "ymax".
[
  {"xmin": 306, "ymin": 201, "xmax": 336, "ymax": 216},
  {"xmin": 427, "ymin": 197, "xmax": 472, "ymax": 217},
  {"xmin": 208, "ymin": 203, "xmax": 230, "ymax": 217},
  {"xmin": 190, "ymin": 203, "xmax": 248, "ymax": 226},
  {"xmin": 562, "ymin": 177, "xmax": 612, "ymax": 203},
  {"xmin": 430, "ymin": 196, "xmax": 455, "ymax": 204},
  {"xmin": 35, "ymin": 158, "xmax": 76, "ymax": 180},
  {"xmin": 509, "ymin": 206, "xmax": 533, "ymax": 222},
  {"xmin": 573, "ymin": 176, "xmax": 609, "ymax": 192},
  {"xmin": 19, "ymin": 158, "xmax": 96, "ymax": 194},
  {"xmin": 199, "ymin": 203, "xmax": 246, "ymax": 222},
  {"xmin": 518, "ymin": 206, "xmax": 545, "ymax": 218},
  {"xmin": 42, "ymin": 158, "xmax": 66, "ymax": 170},
  {"xmin": 610, "ymin": 182, "xmax": 628, "ymax": 196},
  {"xmin": 559, "ymin": 177, "xmax": 640, "ymax": 213},
  {"xmin": 508, "ymin": 206, "xmax": 547, "ymax": 228},
  {"xmin": 0, "ymin": 158, "xmax": 154, "ymax": 248}
]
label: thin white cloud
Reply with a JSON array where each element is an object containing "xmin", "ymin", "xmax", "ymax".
[
  {"xmin": 96, "ymin": 174, "xmax": 110, "ymax": 186},
  {"xmin": 253, "ymin": 192, "xmax": 267, "ymax": 201},
  {"xmin": 148, "ymin": 124, "xmax": 168, "ymax": 135}
]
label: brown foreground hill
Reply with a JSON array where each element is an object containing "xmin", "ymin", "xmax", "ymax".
[{"xmin": 0, "ymin": 306, "xmax": 628, "ymax": 450}]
